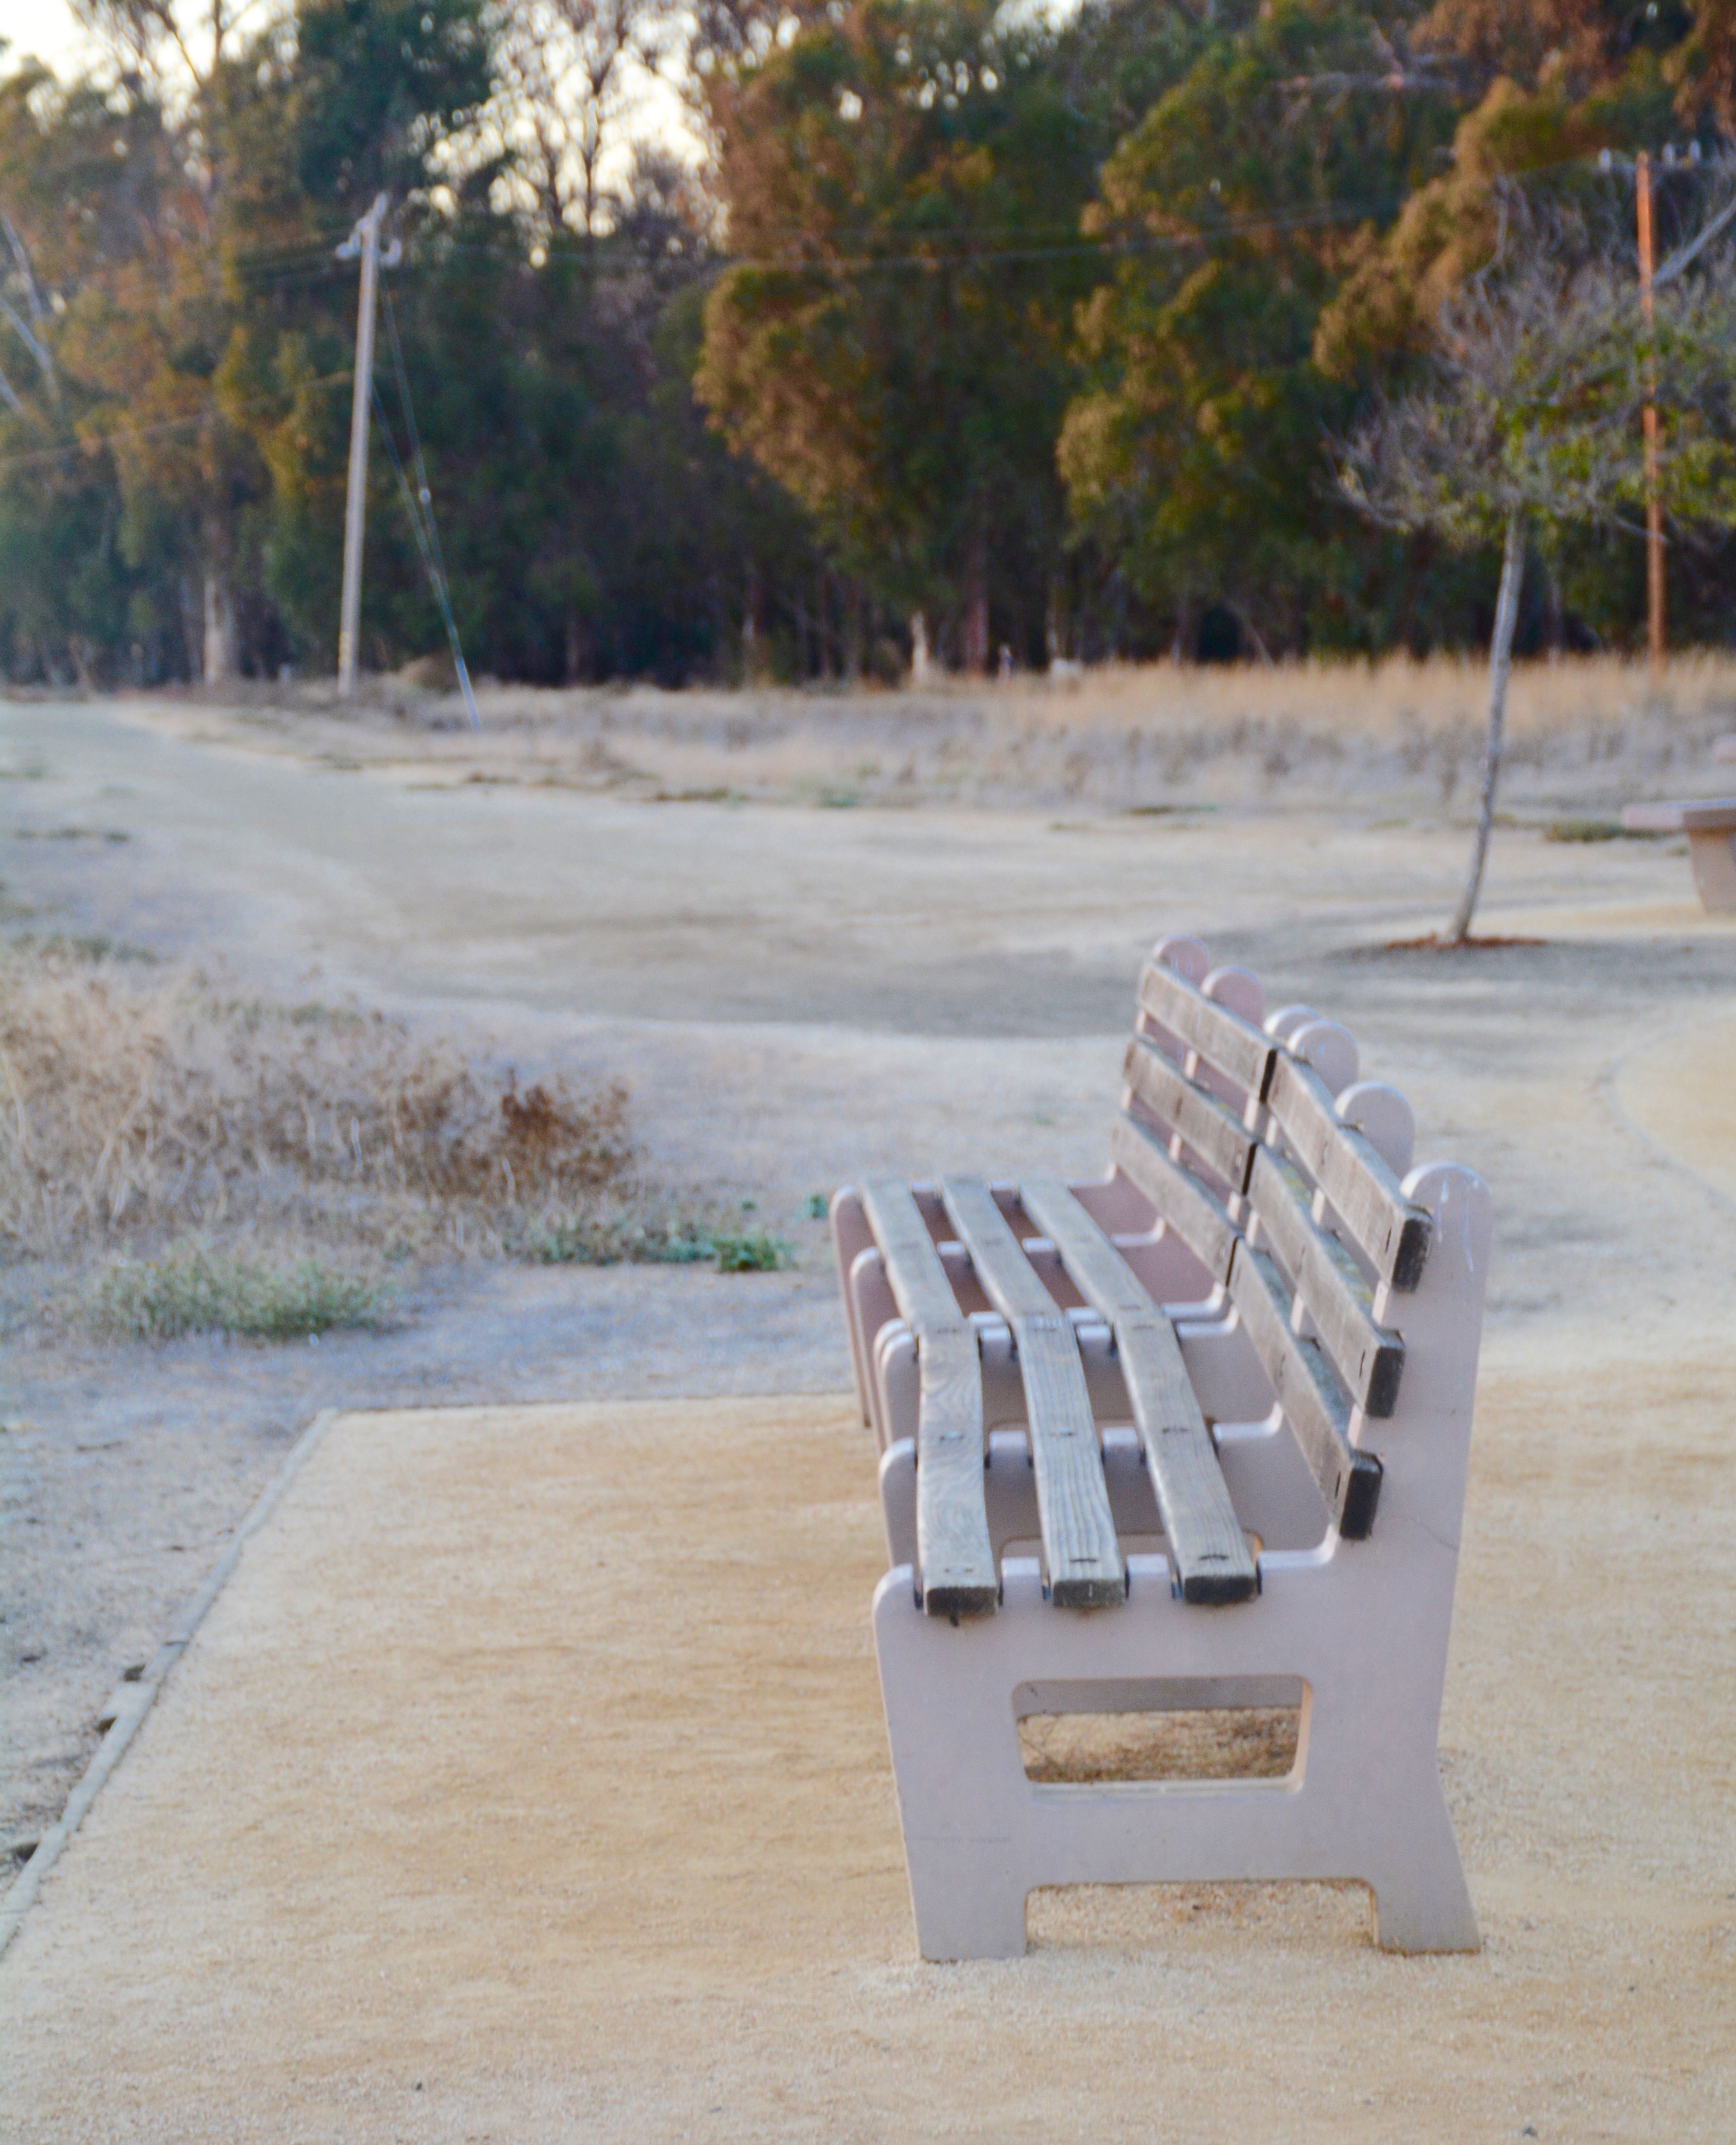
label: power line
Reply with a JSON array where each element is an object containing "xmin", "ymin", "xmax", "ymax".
[{"xmin": 372, "ymin": 288, "xmax": 480, "ymax": 731}]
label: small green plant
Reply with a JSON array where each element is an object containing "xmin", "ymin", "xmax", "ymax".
[
  {"xmin": 18, "ymin": 932, "xmax": 160, "ymax": 964},
  {"xmin": 711, "ymin": 1229, "xmax": 795, "ymax": 1273},
  {"xmin": 520, "ymin": 1212, "xmax": 793, "ymax": 1271},
  {"xmin": 95, "ymin": 1244, "xmax": 392, "ymax": 1341},
  {"xmin": 520, "ymin": 1214, "xmax": 717, "ymax": 1266},
  {"xmin": 804, "ymin": 1192, "xmax": 830, "ymax": 1221},
  {"xmin": 1544, "ymin": 817, "xmax": 1625, "ymax": 843},
  {"xmin": 1544, "ymin": 817, "xmax": 1670, "ymax": 844}
]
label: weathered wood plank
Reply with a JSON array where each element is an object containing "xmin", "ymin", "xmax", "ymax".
[
  {"xmin": 1138, "ymin": 960, "xmax": 1280, "ymax": 1097},
  {"xmin": 1245, "ymin": 1146, "xmax": 1406, "ymax": 1418},
  {"xmin": 860, "ymin": 1179, "xmax": 997, "ymax": 1617},
  {"xmin": 1227, "ymin": 1244, "xmax": 1383, "ymax": 1538},
  {"xmin": 1107, "ymin": 1113, "xmax": 1239, "ymax": 1284},
  {"xmin": 1123, "ymin": 1035, "xmax": 1259, "ymax": 1191},
  {"xmin": 1263, "ymin": 1052, "xmax": 1431, "ymax": 1291},
  {"xmin": 939, "ymin": 1176, "xmax": 1126, "ymax": 1610},
  {"xmin": 1018, "ymin": 1176, "xmax": 1257, "ymax": 1606}
]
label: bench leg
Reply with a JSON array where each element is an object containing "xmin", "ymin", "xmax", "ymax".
[
  {"xmin": 873, "ymin": 1564, "xmax": 1482, "ymax": 1962},
  {"xmin": 906, "ymin": 1862, "xmax": 1030, "ymax": 1963},
  {"xmin": 873, "ymin": 1570, "xmax": 1032, "ymax": 1960},
  {"xmin": 1363, "ymin": 1781, "xmax": 1481, "ymax": 1953},
  {"xmin": 1687, "ymin": 828, "xmax": 1736, "ymax": 914}
]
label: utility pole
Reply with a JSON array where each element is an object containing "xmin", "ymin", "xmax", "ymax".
[
  {"xmin": 335, "ymin": 194, "xmax": 399, "ymax": 698},
  {"xmin": 1636, "ymin": 152, "xmax": 1665, "ymax": 671}
]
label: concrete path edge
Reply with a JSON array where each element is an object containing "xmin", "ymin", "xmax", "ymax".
[{"xmin": 0, "ymin": 1406, "xmax": 342, "ymax": 1956}]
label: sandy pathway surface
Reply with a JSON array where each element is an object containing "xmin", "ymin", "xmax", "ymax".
[{"xmin": 3, "ymin": 1383, "xmax": 1732, "ymax": 2142}]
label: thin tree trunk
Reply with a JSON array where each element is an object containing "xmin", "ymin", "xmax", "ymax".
[
  {"xmin": 742, "ymin": 566, "xmax": 764, "ymax": 683},
  {"xmin": 203, "ymin": 566, "xmax": 237, "ymax": 685},
  {"xmin": 962, "ymin": 527, "xmax": 990, "ymax": 674},
  {"xmin": 1232, "ymin": 604, "xmax": 1276, "ymax": 668},
  {"xmin": 844, "ymin": 579, "xmax": 863, "ymax": 684},
  {"xmin": 1447, "ymin": 509, "xmax": 1525, "ymax": 944}
]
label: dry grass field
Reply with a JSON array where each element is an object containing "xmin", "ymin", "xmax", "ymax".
[
  {"xmin": 0, "ymin": 944, "xmax": 630, "ymax": 1260},
  {"xmin": 194, "ymin": 650, "xmax": 1736, "ymax": 819},
  {"xmin": 0, "ymin": 938, "xmax": 801, "ymax": 1344}
]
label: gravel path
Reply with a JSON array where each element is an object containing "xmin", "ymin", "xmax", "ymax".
[{"xmin": 4, "ymin": 690, "xmax": 1734, "ymax": 1900}]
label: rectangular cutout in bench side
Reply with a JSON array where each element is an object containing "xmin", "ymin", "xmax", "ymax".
[
  {"xmin": 1108, "ymin": 1114, "xmax": 1240, "ymax": 1284},
  {"xmin": 1123, "ymin": 1035, "xmax": 1259, "ymax": 1192},
  {"xmin": 1263, "ymin": 1053, "xmax": 1431, "ymax": 1291},
  {"xmin": 939, "ymin": 1176, "xmax": 1126, "ymax": 1611},
  {"xmin": 1227, "ymin": 1244, "xmax": 1382, "ymax": 1538},
  {"xmin": 1018, "ymin": 1176, "xmax": 1257, "ymax": 1606},
  {"xmin": 860, "ymin": 1179, "xmax": 998, "ymax": 1617},
  {"xmin": 1245, "ymin": 1147, "xmax": 1405, "ymax": 1417},
  {"xmin": 1138, "ymin": 961, "xmax": 1279, "ymax": 1098}
]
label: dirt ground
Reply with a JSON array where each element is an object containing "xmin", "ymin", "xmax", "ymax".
[
  {"xmin": 2, "ymin": 685, "xmax": 1735, "ymax": 2133},
  {"xmin": 2, "ymin": 1382, "xmax": 1732, "ymax": 2141}
]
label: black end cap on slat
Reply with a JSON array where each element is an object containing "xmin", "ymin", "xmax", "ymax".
[
  {"xmin": 1391, "ymin": 1213, "xmax": 1431, "ymax": 1292},
  {"xmin": 923, "ymin": 1582, "xmax": 1000, "ymax": 1620},
  {"xmin": 1339, "ymin": 1452, "xmax": 1384, "ymax": 1539},
  {"xmin": 1180, "ymin": 1568, "xmax": 1260, "ymax": 1607},
  {"xmin": 1363, "ymin": 1341, "xmax": 1405, "ymax": 1419}
]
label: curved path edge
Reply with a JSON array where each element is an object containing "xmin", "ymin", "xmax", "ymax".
[
  {"xmin": 1597, "ymin": 1009, "xmax": 1736, "ymax": 1224},
  {"xmin": 0, "ymin": 1406, "xmax": 343, "ymax": 1957}
]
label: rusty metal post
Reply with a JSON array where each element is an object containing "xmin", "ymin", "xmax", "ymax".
[{"xmin": 1637, "ymin": 153, "xmax": 1665, "ymax": 671}]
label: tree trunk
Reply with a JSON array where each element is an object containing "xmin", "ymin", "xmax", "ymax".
[
  {"xmin": 910, "ymin": 610, "xmax": 931, "ymax": 686},
  {"xmin": 1232, "ymin": 604, "xmax": 1276, "ymax": 669},
  {"xmin": 962, "ymin": 528, "xmax": 990, "ymax": 675},
  {"xmin": 742, "ymin": 566, "xmax": 764, "ymax": 682},
  {"xmin": 177, "ymin": 575, "xmax": 202, "ymax": 681},
  {"xmin": 203, "ymin": 566, "xmax": 237, "ymax": 686},
  {"xmin": 1447, "ymin": 509, "xmax": 1525, "ymax": 945},
  {"xmin": 844, "ymin": 579, "xmax": 863, "ymax": 685},
  {"xmin": 565, "ymin": 613, "xmax": 591, "ymax": 684}
]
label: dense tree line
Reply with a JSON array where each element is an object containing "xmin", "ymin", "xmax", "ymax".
[{"xmin": 2, "ymin": 0, "xmax": 1734, "ymax": 686}]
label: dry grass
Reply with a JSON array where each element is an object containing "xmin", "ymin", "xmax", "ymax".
[
  {"xmin": 0, "ymin": 939, "xmax": 636, "ymax": 1265},
  {"xmin": 202, "ymin": 652, "xmax": 1736, "ymax": 817}
]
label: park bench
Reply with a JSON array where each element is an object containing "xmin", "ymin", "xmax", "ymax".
[
  {"xmin": 830, "ymin": 935, "xmax": 1492, "ymax": 1960},
  {"xmin": 1621, "ymin": 796, "xmax": 1736, "ymax": 912}
]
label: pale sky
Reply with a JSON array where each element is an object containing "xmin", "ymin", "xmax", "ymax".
[{"xmin": 0, "ymin": 1, "xmax": 90, "ymax": 77}]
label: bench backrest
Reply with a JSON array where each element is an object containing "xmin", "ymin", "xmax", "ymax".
[{"xmin": 1110, "ymin": 935, "xmax": 1432, "ymax": 1537}]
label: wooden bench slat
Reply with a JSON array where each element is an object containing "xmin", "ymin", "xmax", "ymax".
[
  {"xmin": 860, "ymin": 1179, "xmax": 998, "ymax": 1617},
  {"xmin": 1245, "ymin": 1147, "xmax": 1406, "ymax": 1417},
  {"xmin": 1227, "ymin": 1245, "xmax": 1383, "ymax": 1537},
  {"xmin": 1108, "ymin": 1113, "xmax": 1239, "ymax": 1283},
  {"xmin": 1263, "ymin": 1052, "xmax": 1431, "ymax": 1291},
  {"xmin": 1123, "ymin": 1035, "xmax": 1258, "ymax": 1191},
  {"xmin": 1018, "ymin": 1177, "xmax": 1258, "ymax": 1606},
  {"xmin": 1138, "ymin": 959, "xmax": 1279, "ymax": 1097},
  {"xmin": 939, "ymin": 1176, "xmax": 1126, "ymax": 1610}
]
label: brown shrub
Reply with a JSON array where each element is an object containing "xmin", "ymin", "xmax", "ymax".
[{"xmin": 0, "ymin": 943, "xmax": 632, "ymax": 1258}]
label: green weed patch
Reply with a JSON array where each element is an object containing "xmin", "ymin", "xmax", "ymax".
[{"xmin": 96, "ymin": 1244, "xmax": 392, "ymax": 1341}]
